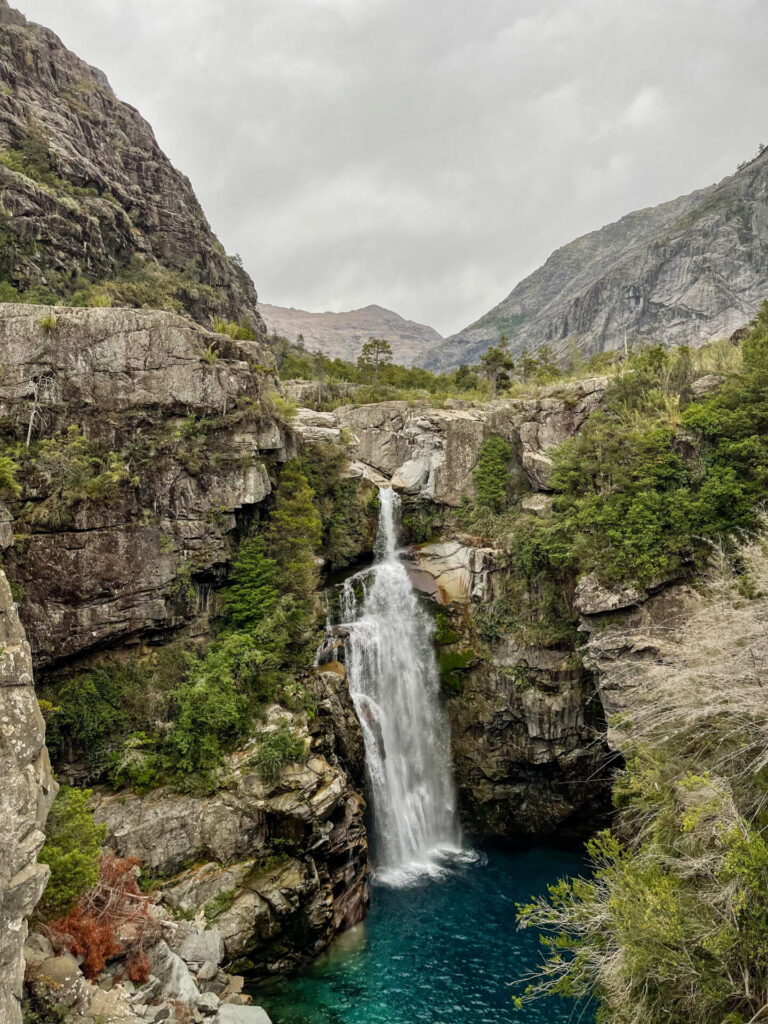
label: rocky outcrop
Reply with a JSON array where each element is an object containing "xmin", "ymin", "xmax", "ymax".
[
  {"xmin": 328, "ymin": 376, "xmax": 606, "ymax": 504},
  {"xmin": 0, "ymin": 304, "xmax": 285, "ymax": 670},
  {"xmin": 93, "ymin": 667, "xmax": 369, "ymax": 979},
  {"xmin": 258, "ymin": 302, "xmax": 442, "ymax": 364},
  {"xmin": 446, "ymin": 635, "xmax": 610, "ymax": 837},
  {"xmin": 406, "ymin": 540, "xmax": 497, "ymax": 604},
  {"xmin": 0, "ymin": 1, "xmax": 261, "ymax": 327},
  {"xmin": 580, "ymin": 582, "xmax": 700, "ymax": 752},
  {"xmin": 428, "ymin": 148, "xmax": 768, "ymax": 370},
  {"xmin": 0, "ymin": 570, "xmax": 56, "ymax": 1024}
]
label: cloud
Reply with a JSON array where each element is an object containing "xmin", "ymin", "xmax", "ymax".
[{"xmin": 14, "ymin": 0, "xmax": 768, "ymax": 335}]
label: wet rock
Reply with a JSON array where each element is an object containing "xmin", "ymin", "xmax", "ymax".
[
  {"xmin": 447, "ymin": 640, "xmax": 611, "ymax": 837},
  {"xmin": 408, "ymin": 541, "xmax": 497, "ymax": 603}
]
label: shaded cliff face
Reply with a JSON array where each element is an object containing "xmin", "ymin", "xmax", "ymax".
[
  {"xmin": 0, "ymin": 303, "xmax": 282, "ymax": 670},
  {"xmin": 258, "ymin": 302, "xmax": 443, "ymax": 364},
  {"xmin": 0, "ymin": 1, "xmax": 261, "ymax": 327},
  {"xmin": 0, "ymin": 570, "xmax": 56, "ymax": 1024},
  {"xmin": 428, "ymin": 150, "xmax": 768, "ymax": 370}
]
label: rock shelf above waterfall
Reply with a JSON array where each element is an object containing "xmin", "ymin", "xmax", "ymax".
[{"xmin": 291, "ymin": 377, "xmax": 607, "ymax": 505}]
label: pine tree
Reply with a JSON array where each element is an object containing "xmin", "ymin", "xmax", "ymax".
[
  {"xmin": 267, "ymin": 460, "xmax": 323, "ymax": 598},
  {"xmin": 221, "ymin": 534, "xmax": 279, "ymax": 631}
]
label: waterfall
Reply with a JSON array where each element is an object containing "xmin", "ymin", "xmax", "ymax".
[{"xmin": 338, "ymin": 487, "xmax": 462, "ymax": 884}]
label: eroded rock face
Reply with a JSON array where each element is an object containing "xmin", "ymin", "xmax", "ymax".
[
  {"xmin": 0, "ymin": 304, "xmax": 287, "ymax": 669},
  {"xmin": 447, "ymin": 638, "xmax": 610, "ymax": 837},
  {"xmin": 93, "ymin": 669, "xmax": 369, "ymax": 978},
  {"xmin": 0, "ymin": 2, "xmax": 262, "ymax": 327},
  {"xmin": 0, "ymin": 570, "xmax": 57, "ymax": 1024},
  {"xmin": 330, "ymin": 377, "xmax": 607, "ymax": 503},
  {"xmin": 580, "ymin": 582, "xmax": 701, "ymax": 751},
  {"xmin": 407, "ymin": 541, "xmax": 497, "ymax": 604}
]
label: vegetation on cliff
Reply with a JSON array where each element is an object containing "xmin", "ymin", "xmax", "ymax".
[
  {"xmin": 517, "ymin": 534, "xmax": 768, "ymax": 1024},
  {"xmin": 41, "ymin": 457, "xmax": 327, "ymax": 792}
]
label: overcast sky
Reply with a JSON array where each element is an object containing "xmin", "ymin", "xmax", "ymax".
[{"xmin": 15, "ymin": 0, "xmax": 768, "ymax": 336}]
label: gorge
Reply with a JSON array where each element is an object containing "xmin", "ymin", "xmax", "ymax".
[{"xmin": 2, "ymin": 4, "xmax": 768, "ymax": 1024}]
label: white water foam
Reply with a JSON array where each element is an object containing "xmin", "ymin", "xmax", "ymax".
[{"xmin": 338, "ymin": 487, "xmax": 467, "ymax": 886}]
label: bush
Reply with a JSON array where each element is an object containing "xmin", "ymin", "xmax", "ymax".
[
  {"xmin": 36, "ymin": 786, "xmax": 106, "ymax": 921},
  {"xmin": 254, "ymin": 720, "xmax": 306, "ymax": 783}
]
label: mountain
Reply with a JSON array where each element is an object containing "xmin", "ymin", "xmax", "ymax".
[
  {"xmin": 0, "ymin": 0, "xmax": 261, "ymax": 328},
  {"xmin": 258, "ymin": 302, "xmax": 443, "ymax": 364},
  {"xmin": 426, "ymin": 150, "xmax": 768, "ymax": 371}
]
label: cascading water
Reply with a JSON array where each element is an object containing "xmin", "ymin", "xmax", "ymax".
[{"xmin": 337, "ymin": 486, "xmax": 462, "ymax": 884}]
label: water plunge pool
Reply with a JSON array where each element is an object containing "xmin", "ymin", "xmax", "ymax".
[{"xmin": 254, "ymin": 843, "xmax": 587, "ymax": 1024}]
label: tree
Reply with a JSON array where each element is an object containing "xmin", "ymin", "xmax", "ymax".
[
  {"xmin": 531, "ymin": 343, "xmax": 561, "ymax": 382},
  {"xmin": 221, "ymin": 534, "xmax": 279, "ymax": 631},
  {"xmin": 478, "ymin": 335, "xmax": 514, "ymax": 398},
  {"xmin": 518, "ymin": 345, "xmax": 538, "ymax": 383},
  {"xmin": 473, "ymin": 436, "xmax": 512, "ymax": 512},
  {"xmin": 267, "ymin": 460, "xmax": 323, "ymax": 599},
  {"xmin": 37, "ymin": 786, "xmax": 106, "ymax": 921},
  {"xmin": 357, "ymin": 337, "xmax": 393, "ymax": 381},
  {"xmin": 453, "ymin": 364, "xmax": 479, "ymax": 391}
]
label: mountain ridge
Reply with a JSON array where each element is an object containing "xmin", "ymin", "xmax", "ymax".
[
  {"xmin": 258, "ymin": 300, "xmax": 443, "ymax": 364},
  {"xmin": 425, "ymin": 151, "xmax": 768, "ymax": 370}
]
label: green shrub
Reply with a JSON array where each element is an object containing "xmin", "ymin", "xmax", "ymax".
[
  {"xmin": 36, "ymin": 786, "xmax": 106, "ymax": 921},
  {"xmin": 221, "ymin": 534, "xmax": 280, "ymax": 630},
  {"xmin": 0, "ymin": 453, "xmax": 20, "ymax": 497},
  {"xmin": 254, "ymin": 720, "xmax": 306, "ymax": 783}
]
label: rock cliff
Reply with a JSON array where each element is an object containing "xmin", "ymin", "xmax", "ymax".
[
  {"xmin": 94, "ymin": 665, "xmax": 369, "ymax": 979},
  {"xmin": 0, "ymin": 569, "xmax": 56, "ymax": 1024},
  {"xmin": 0, "ymin": 303, "xmax": 280, "ymax": 670},
  {"xmin": 428, "ymin": 149, "xmax": 768, "ymax": 369},
  {"xmin": 0, "ymin": 1, "xmax": 261, "ymax": 327}
]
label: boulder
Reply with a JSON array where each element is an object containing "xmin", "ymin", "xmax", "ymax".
[
  {"xmin": 574, "ymin": 573, "xmax": 646, "ymax": 615},
  {"xmin": 690, "ymin": 374, "xmax": 725, "ymax": 397},
  {"xmin": 215, "ymin": 1006, "xmax": 273, "ymax": 1024},
  {"xmin": 148, "ymin": 941, "xmax": 200, "ymax": 1004},
  {"xmin": 175, "ymin": 924, "xmax": 225, "ymax": 966}
]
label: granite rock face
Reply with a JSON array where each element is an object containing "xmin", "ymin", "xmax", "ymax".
[
  {"xmin": 0, "ymin": 569, "xmax": 56, "ymax": 1024},
  {"xmin": 330, "ymin": 376, "xmax": 606, "ymax": 504},
  {"xmin": 93, "ymin": 668, "xmax": 369, "ymax": 978},
  {"xmin": 429, "ymin": 148, "xmax": 768, "ymax": 369},
  {"xmin": 0, "ymin": 304, "xmax": 285, "ymax": 670},
  {"xmin": 0, "ymin": 1, "xmax": 261, "ymax": 327}
]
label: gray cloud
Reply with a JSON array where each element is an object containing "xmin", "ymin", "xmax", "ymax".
[{"xmin": 16, "ymin": 0, "xmax": 768, "ymax": 335}]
